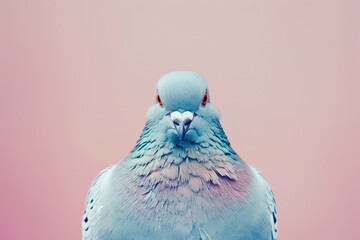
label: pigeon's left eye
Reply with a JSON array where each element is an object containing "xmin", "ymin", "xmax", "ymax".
[
  {"xmin": 202, "ymin": 92, "xmax": 209, "ymax": 106},
  {"xmin": 156, "ymin": 94, "xmax": 163, "ymax": 106}
]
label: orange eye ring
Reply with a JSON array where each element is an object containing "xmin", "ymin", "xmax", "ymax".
[
  {"xmin": 202, "ymin": 92, "xmax": 209, "ymax": 106},
  {"xmin": 156, "ymin": 94, "xmax": 163, "ymax": 106}
]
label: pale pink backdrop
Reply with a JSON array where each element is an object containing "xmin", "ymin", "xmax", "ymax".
[{"xmin": 1, "ymin": 1, "xmax": 359, "ymax": 239}]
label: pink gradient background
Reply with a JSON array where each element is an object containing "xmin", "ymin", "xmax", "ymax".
[{"xmin": 1, "ymin": 0, "xmax": 359, "ymax": 239}]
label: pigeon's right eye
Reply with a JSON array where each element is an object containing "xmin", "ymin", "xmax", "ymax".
[{"xmin": 156, "ymin": 94, "xmax": 163, "ymax": 106}]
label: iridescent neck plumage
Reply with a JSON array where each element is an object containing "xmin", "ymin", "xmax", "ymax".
[
  {"xmin": 126, "ymin": 120, "xmax": 243, "ymax": 185},
  {"xmin": 130, "ymin": 119, "xmax": 237, "ymax": 161}
]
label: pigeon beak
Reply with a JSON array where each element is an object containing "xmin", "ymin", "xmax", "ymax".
[
  {"xmin": 170, "ymin": 111, "xmax": 194, "ymax": 141},
  {"xmin": 174, "ymin": 122, "xmax": 186, "ymax": 141}
]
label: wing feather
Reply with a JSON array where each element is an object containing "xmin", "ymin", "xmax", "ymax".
[
  {"xmin": 82, "ymin": 166, "xmax": 113, "ymax": 240},
  {"xmin": 250, "ymin": 166, "xmax": 278, "ymax": 240}
]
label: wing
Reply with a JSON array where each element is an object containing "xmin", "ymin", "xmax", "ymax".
[
  {"xmin": 82, "ymin": 166, "xmax": 113, "ymax": 240},
  {"xmin": 251, "ymin": 166, "xmax": 278, "ymax": 240},
  {"xmin": 265, "ymin": 183, "xmax": 278, "ymax": 240}
]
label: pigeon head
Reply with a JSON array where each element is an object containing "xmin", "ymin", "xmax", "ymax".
[
  {"xmin": 156, "ymin": 71, "xmax": 208, "ymax": 113},
  {"xmin": 145, "ymin": 71, "xmax": 222, "ymax": 145}
]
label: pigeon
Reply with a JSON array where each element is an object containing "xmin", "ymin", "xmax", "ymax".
[{"xmin": 82, "ymin": 71, "xmax": 278, "ymax": 240}]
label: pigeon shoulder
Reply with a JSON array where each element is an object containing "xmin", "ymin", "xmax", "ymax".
[
  {"xmin": 248, "ymin": 166, "xmax": 278, "ymax": 240},
  {"xmin": 82, "ymin": 165, "xmax": 115, "ymax": 240}
]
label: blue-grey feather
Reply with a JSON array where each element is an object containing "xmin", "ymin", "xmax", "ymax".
[{"xmin": 82, "ymin": 71, "xmax": 277, "ymax": 240}]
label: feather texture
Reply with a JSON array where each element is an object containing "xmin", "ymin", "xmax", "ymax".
[{"xmin": 82, "ymin": 71, "xmax": 277, "ymax": 240}]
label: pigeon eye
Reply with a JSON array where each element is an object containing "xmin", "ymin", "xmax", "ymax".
[
  {"xmin": 156, "ymin": 94, "xmax": 163, "ymax": 106},
  {"xmin": 202, "ymin": 92, "xmax": 209, "ymax": 106}
]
